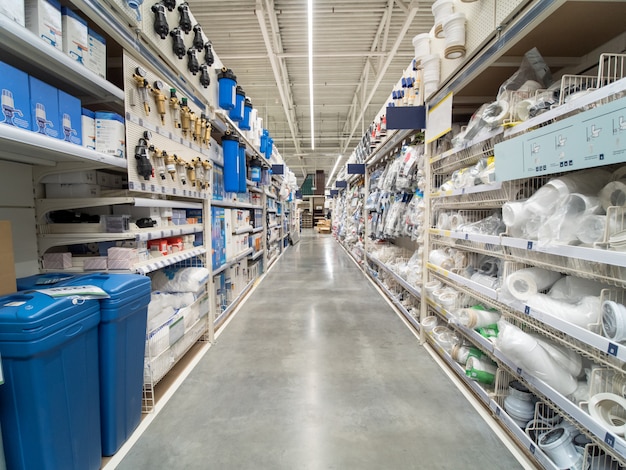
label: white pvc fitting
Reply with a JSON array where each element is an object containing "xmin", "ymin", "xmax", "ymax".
[
  {"xmin": 428, "ymin": 249, "xmax": 453, "ymax": 270},
  {"xmin": 421, "ymin": 315, "xmax": 439, "ymax": 333},
  {"xmin": 457, "ymin": 307, "xmax": 500, "ymax": 329},
  {"xmin": 424, "ymin": 279, "xmax": 443, "ymax": 294},
  {"xmin": 538, "ymin": 428, "xmax": 583, "ymax": 469},
  {"xmin": 482, "ymin": 100, "xmax": 510, "ymax": 127},
  {"xmin": 421, "ymin": 54, "xmax": 441, "ymax": 83},
  {"xmin": 437, "ymin": 212, "xmax": 451, "ymax": 230},
  {"xmin": 576, "ymin": 214, "xmax": 607, "ymax": 244},
  {"xmin": 412, "ymin": 33, "xmax": 431, "ymax": 62},
  {"xmin": 515, "ymin": 98, "xmax": 536, "ymax": 121},
  {"xmin": 588, "ymin": 392, "xmax": 626, "ymax": 436},
  {"xmin": 449, "ymin": 213, "xmax": 464, "ymax": 230},
  {"xmin": 442, "ymin": 12, "xmax": 466, "ymax": 59},
  {"xmin": 505, "ymin": 267, "xmax": 562, "ymax": 301},
  {"xmin": 601, "ymin": 300, "xmax": 626, "ymax": 343},
  {"xmin": 504, "ymin": 394, "xmax": 535, "ymax": 428},
  {"xmin": 431, "ymin": 0, "xmax": 454, "ymax": 38}
]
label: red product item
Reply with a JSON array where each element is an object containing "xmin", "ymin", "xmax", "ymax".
[
  {"xmin": 167, "ymin": 236, "xmax": 184, "ymax": 253},
  {"xmin": 148, "ymin": 239, "xmax": 168, "ymax": 256}
]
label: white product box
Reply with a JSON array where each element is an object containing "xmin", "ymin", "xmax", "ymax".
[
  {"xmin": 160, "ymin": 207, "xmax": 173, "ymax": 218},
  {"xmin": 45, "ymin": 183, "xmax": 101, "ymax": 198},
  {"xmin": 0, "ymin": 0, "xmax": 25, "ymax": 26},
  {"xmin": 61, "ymin": 7, "xmax": 87, "ymax": 64},
  {"xmin": 25, "ymin": 0, "xmax": 62, "ymax": 51},
  {"xmin": 95, "ymin": 111, "xmax": 125, "ymax": 158},
  {"xmin": 81, "ymin": 108, "xmax": 95, "ymax": 149},
  {"xmin": 107, "ymin": 258, "xmax": 137, "ymax": 270},
  {"xmin": 82, "ymin": 256, "xmax": 107, "ymax": 270},
  {"xmin": 43, "ymin": 252, "xmax": 71, "ymax": 269},
  {"xmin": 86, "ymin": 28, "xmax": 106, "ymax": 79},
  {"xmin": 41, "ymin": 170, "xmax": 98, "ymax": 184},
  {"xmin": 96, "ymin": 171, "xmax": 114, "ymax": 187}
]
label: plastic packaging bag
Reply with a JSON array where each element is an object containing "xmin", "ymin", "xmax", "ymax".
[{"xmin": 151, "ymin": 267, "xmax": 210, "ymax": 293}]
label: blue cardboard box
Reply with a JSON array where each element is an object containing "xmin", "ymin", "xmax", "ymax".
[
  {"xmin": 29, "ymin": 76, "xmax": 60, "ymax": 138},
  {"xmin": 0, "ymin": 61, "xmax": 31, "ymax": 130},
  {"xmin": 58, "ymin": 90, "xmax": 81, "ymax": 145}
]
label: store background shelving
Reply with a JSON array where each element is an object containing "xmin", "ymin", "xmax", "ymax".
[
  {"xmin": 326, "ymin": 1, "xmax": 626, "ymax": 468},
  {"xmin": 0, "ymin": 0, "xmax": 298, "ymax": 428}
]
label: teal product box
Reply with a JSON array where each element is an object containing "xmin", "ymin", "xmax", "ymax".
[
  {"xmin": 81, "ymin": 107, "xmax": 95, "ymax": 149},
  {"xmin": 25, "ymin": 0, "xmax": 63, "ymax": 51},
  {"xmin": 212, "ymin": 164, "xmax": 225, "ymax": 201},
  {"xmin": 0, "ymin": 61, "xmax": 31, "ymax": 130},
  {"xmin": 61, "ymin": 7, "xmax": 88, "ymax": 65},
  {"xmin": 58, "ymin": 90, "xmax": 81, "ymax": 145},
  {"xmin": 95, "ymin": 111, "xmax": 125, "ymax": 158},
  {"xmin": 29, "ymin": 76, "xmax": 60, "ymax": 138},
  {"xmin": 86, "ymin": 28, "xmax": 106, "ymax": 79}
]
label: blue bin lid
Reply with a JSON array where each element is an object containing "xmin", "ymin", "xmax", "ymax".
[
  {"xmin": 0, "ymin": 292, "xmax": 100, "ymax": 343},
  {"xmin": 62, "ymin": 273, "xmax": 151, "ymax": 309},
  {"xmin": 16, "ymin": 273, "xmax": 77, "ymax": 291}
]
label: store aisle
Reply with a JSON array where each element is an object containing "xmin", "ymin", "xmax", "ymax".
[{"xmin": 118, "ymin": 231, "xmax": 524, "ymax": 469}]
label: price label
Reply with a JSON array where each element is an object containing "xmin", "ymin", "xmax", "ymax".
[
  {"xmin": 608, "ymin": 343, "xmax": 619, "ymax": 357},
  {"xmin": 605, "ymin": 433, "xmax": 616, "ymax": 448},
  {"xmin": 527, "ymin": 241, "xmax": 534, "ymax": 250},
  {"xmin": 524, "ymin": 305, "xmax": 531, "ymax": 315},
  {"xmin": 516, "ymin": 367, "xmax": 523, "ymax": 375},
  {"xmin": 495, "ymin": 407, "xmax": 501, "ymax": 417},
  {"xmin": 529, "ymin": 444, "xmax": 535, "ymax": 455}
]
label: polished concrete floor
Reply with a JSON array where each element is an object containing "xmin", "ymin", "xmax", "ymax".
[{"xmin": 118, "ymin": 231, "xmax": 524, "ymax": 469}]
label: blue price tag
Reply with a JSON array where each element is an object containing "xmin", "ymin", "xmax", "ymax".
[
  {"xmin": 608, "ymin": 343, "xmax": 619, "ymax": 357},
  {"xmin": 524, "ymin": 306, "xmax": 531, "ymax": 315},
  {"xmin": 495, "ymin": 407, "xmax": 501, "ymax": 416},
  {"xmin": 140, "ymin": 183, "xmax": 146, "ymax": 191},
  {"xmin": 517, "ymin": 368, "xmax": 523, "ymax": 375},
  {"xmin": 527, "ymin": 241, "xmax": 534, "ymax": 250},
  {"xmin": 605, "ymin": 433, "xmax": 615, "ymax": 448},
  {"xmin": 465, "ymin": 233, "xmax": 469, "ymax": 240},
  {"xmin": 529, "ymin": 444, "xmax": 535, "ymax": 455}
]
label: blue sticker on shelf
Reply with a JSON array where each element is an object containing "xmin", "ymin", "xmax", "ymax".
[
  {"xmin": 529, "ymin": 444, "xmax": 535, "ymax": 455},
  {"xmin": 517, "ymin": 368, "xmax": 523, "ymax": 375},
  {"xmin": 524, "ymin": 306, "xmax": 531, "ymax": 315},
  {"xmin": 608, "ymin": 343, "xmax": 619, "ymax": 356},
  {"xmin": 605, "ymin": 433, "xmax": 616, "ymax": 448},
  {"xmin": 527, "ymin": 241, "xmax": 534, "ymax": 250},
  {"xmin": 495, "ymin": 407, "xmax": 501, "ymax": 417}
]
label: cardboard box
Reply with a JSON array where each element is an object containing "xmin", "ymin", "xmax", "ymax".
[
  {"xmin": 0, "ymin": 221, "xmax": 17, "ymax": 295},
  {"xmin": 95, "ymin": 111, "xmax": 125, "ymax": 158},
  {"xmin": 81, "ymin": 108, "xmax": 95, "ymax": 149},
  {"xmin": 43, "ymin": 252, "xmax": 72, "ymax": 269},
  {"xmin": 0, "ymin": 0, "xmax": 25, "ymax": 26},
  {"xmin": 29, "ymin": 76, "xmax": 60, "ymax": 139},
  {"xmin": 58, "ymin": 90, "xmax": 81, "ymax": 145},
  {"xmin": 85, "ymin": 28, "xmax": 106, "ymax": 79},
  {"xmin": 45, "ymin": 183, "xmax": 100, "ymax": 198},
  {"xmin": 61, "ymin": 7, "xmax": 87, "ymax": 65},
  {"xmin": 25, "ymin": 0, "xmax": 62, "ymax": 51},
  {"xmin": 82, "ymin": 256, "xmax": 107, "ymax": 270},
  {"xmin": 0, "ymin": 61, "xmax": 31, "ymax": 130}
]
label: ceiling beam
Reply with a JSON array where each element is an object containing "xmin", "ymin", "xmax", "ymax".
[
  {"xmin": 341, "ymin": 1, "xmax": 419, "ymax": 156},
  {"xmin": 255, "ymin": 0, "xmax": 303, "ymax": 165},
  {"xmin": 394, "ymin": 0, "xmax": 410, "ymax": 15}
]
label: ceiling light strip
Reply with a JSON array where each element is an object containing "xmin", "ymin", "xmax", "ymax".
[
  {"xmin": 308, "ymin": 0, "xmax": 314, "ymax": 150},
  {"xmin": 327, "ymin": 155, "xmax": 342, "ymax": 188}
]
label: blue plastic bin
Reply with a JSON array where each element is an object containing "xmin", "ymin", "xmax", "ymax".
[
  {"xmin": 60, "ymin": 273, "xmax": 150, "ymax": 456},
  {"xmin": 222, "ymin": 133, "xmax": 240, "ymax": 193},
  {"xmin": 217, "ymin": 68, "xmax": 237, "ymax": 110},
  {"xmin": 0, "ymin": 292, "xmax": 101, "ymax": 470},
  {"xmin": 259, "ymin": 129, "xmax": 268, "ymax": 153},
  {"xmin": 228, "ymin": 86, "xmax": 245, "ymax": 122}
]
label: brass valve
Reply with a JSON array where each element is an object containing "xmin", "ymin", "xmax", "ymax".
[
  {"xmin": 180, "ymin": 98, "xmax": 191, "ymax": 137},
  {"xmin": 151, "ymin": 81, "xmax": 167, "ymax": 125}
]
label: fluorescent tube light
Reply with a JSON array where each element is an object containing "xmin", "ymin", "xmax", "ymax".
[{"xmin": 308, "ymin": 0, "xmax": 314, "ymax": 150}]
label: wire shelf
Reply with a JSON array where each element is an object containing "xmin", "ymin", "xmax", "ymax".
[{"xmin": 431, "ymin": 133, "xmax": 503, "ymax": 176}]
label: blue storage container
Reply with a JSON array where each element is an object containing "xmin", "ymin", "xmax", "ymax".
[
  {"xmin": 238, "ymin": 143, "xmax": 247, "ymax": 193},
  {"xmin": 0, "ymin": 292, "xmax": 101, "ymax": 470},
  {"xmin": 217, "ymin": 68, "xmax": 237, "ymax": 110},
  {"xmin": 240, "ymin": 98, "xmax": 252, "ymax": 131},
  {"xmin": 228, "ymin": 86, "xmax": 245, "ymax": 122},
  {"xmin": 60, "ymin": 273, "xmax": 150, "ymax": 456},
  {"xmin": 222, "ymin": 133, "xmax": 240, "ymax": 193}
]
